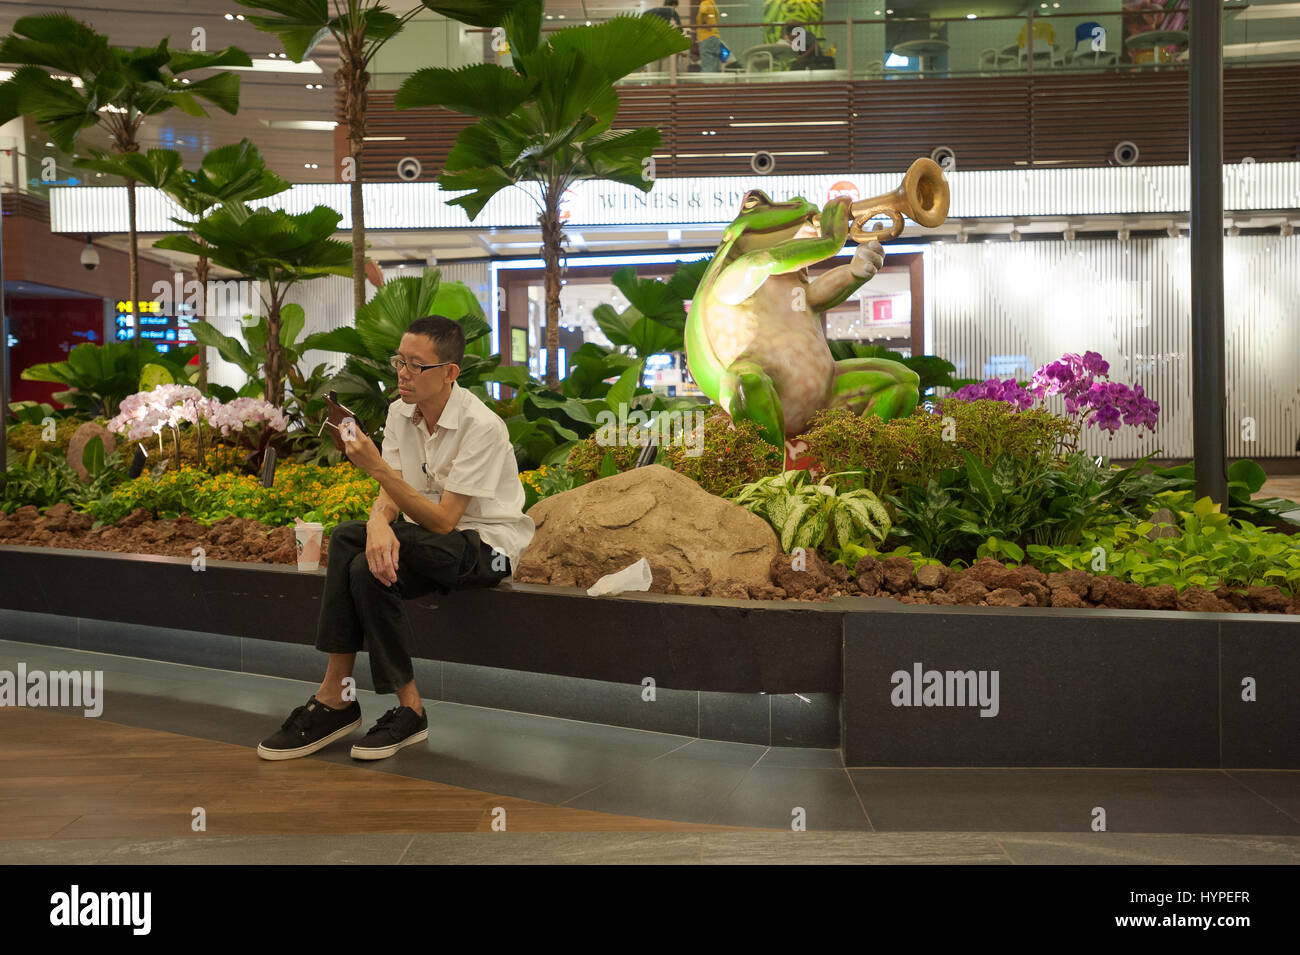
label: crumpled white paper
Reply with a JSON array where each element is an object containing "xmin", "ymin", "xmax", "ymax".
[{"xmin": 586, "ymin": 557, "xmax": 653, "ymax": 597}]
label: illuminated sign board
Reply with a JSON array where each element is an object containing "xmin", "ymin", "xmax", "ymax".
[
  {"xmin": 114, "ymin": 299, "xmax": 197, "ymax": 352},
  {"xmin": 49, "ymin": 162, "xmax": 1300, "ymax": 234}
]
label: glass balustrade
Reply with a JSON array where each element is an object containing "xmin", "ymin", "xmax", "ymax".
[{"xmin": 360, "ymin": 2, "xmax": 1294, "ymax": 91}]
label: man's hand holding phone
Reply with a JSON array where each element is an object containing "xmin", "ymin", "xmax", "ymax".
[{"xmin": 323, "ymin": 392, "xmax": 382, "ymax": 475}]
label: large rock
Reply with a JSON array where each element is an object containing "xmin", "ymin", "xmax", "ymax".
[
  {"xmin": 67, "ymin": 422, "xmax": 117, "ymax": 482},
  {"xmin": 515, "ymin": 465, "xmax": 781, "ymax": 593}
]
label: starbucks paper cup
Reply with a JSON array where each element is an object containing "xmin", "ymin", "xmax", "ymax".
[{"xmin": 294, "ymin": 521, "xmax": 324, "ymax": 572}]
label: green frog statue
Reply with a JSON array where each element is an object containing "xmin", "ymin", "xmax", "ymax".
[{"xmin": 685, "ymin": 159, "xmax": 949, "ymax": 456}]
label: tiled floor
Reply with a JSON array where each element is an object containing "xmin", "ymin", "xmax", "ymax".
[{"xmin": 1, "ymin": 638, "xmax": 1298, "ymax": 865}]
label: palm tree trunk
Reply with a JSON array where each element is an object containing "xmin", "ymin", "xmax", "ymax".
[
  {"xmin": 341, "ymin": 38, "xmax": 369, "ymax": 316},
  {"xmin": 265, "ymin": 284, "xmax": 284, "ymax": 408},
  {"xmin": 126, "ymin": 177, "xmax": 140, "ymax": 349},
  {"xmin": 540, "ymin": 183, "xmax": 564, "ymax": 389},
  {"xmin": 195, "ymin": 253, "xmax": 210, "ymax": 391}
]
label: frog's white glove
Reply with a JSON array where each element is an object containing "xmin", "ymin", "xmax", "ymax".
[{"xmin": 849, "ymin": 239, "xmax": 885, "ymax": 280}]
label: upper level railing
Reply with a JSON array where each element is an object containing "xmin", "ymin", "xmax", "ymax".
[
  {"xmin": 367, "ymin": 2, "xmax": 1292, "ymax": 90},
  {"xmin": 0, "ymin": 145, "xmax": 93, "ymax": 201}
]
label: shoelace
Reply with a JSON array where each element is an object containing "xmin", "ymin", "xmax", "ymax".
[
  {"xmin": 366, "ymin": 708, "xmax": 402, "ymax": 739},
  {"xmin": 282, "ymin": 699, "xmax": 342, "ymax": 736},
  {"xmin": 281, "ymin": 702, "xmax": 315, "ymax": 736}
]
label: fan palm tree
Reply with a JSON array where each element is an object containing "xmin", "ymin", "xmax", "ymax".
[
  {"xmin": 234, "ymin": 0, "xmax": 522, "ymax": 317},
  {"xmin": 160, "ymin": 140, "xmax": 291, "ymax": 389},
  {"xmin": 394, "ymin": 4, "xmax": 689, "ymax": 388},
  {"xmin": 154, "ymin": 202, "xmax": 353, "ymax": 406},
  {"xmin": 0, "ymin": 14, "xmax": 252, "ymax": 330},
  {"xmin": 302, "ymin": 267, "xmax": 529, "ymax": 429}
]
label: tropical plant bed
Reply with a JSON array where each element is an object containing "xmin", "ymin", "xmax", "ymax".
[{"xmin": 6, "ymin": 501, "xmax": 1297, "ymax": 617}]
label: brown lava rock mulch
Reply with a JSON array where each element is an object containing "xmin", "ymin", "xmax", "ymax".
[
  {"xmin": 0, "ymin": 503, "xmax": 327, "ymax": 567},
  {"xmin": 737, "ymin": 551, "xmax": 1298, "ymax": 615}
]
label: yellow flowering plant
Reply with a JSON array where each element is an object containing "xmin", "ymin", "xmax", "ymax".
[{"xmin": 87, "ymin": 461, "xmax": 378, "ymax": 532}]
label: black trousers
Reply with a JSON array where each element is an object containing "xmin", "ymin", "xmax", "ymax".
[{"xmin": 314, "ymin": 519, "xmax": 510, "ymax": 695}]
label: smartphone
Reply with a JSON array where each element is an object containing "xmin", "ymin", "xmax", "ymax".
[{"xmin": 321, "ymin": 391, "xmax": 362, "ymax": 454}]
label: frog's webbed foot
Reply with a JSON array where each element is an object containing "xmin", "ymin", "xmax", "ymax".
[
  {"xmin": 828, "ymin": 357, "xmax": 920, "ymax": 421},
  {"xmin": 720, "ymin": 358, "xmax": 786, "ymax": 449}
]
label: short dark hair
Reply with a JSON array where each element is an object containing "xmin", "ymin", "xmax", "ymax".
[{"xmin": 405, "ymin": 315, "xmax": 465, "ymax": 367}]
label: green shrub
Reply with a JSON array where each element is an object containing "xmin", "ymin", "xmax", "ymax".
[
  {"xmin": 660, "ymin": 413, "xmax": 785, "ymax": 496},
  {"xmin": 1027, "ymin": 496, "xmax": 1300, "ymax": 594},
  {"xmin": 1, "ymin": 447, "xmax": 132, "ymax": 514},
  {"xmin": 799, "ymin": 400, "xmax": 1074, "ymax": 500},
  {"xmin": 565, "ymin": 435, "xmax": 642, "ymax": 484}
]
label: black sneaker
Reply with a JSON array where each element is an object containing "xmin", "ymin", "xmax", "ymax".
[
  {"xmin": 350, "ymin": 706, "xmax": 428, "ymax": 760},
  {"xmin": 257, "ymin": 696, "xmax": 362, "ymax": 761}
]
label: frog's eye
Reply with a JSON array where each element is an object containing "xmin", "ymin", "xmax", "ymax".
[{"xmin": 742, "ymin": 193, "xmax": 761, "ymax": 210}]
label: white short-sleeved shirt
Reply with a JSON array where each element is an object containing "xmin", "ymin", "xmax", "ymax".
[{"xmin": 381, "ymin": 382, "xmax": 535, "ymax": 572}]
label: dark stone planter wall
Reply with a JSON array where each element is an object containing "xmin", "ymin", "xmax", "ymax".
[{"xmin": 1, "ymin": 545, "xmax": 1295, "ymax": 766}]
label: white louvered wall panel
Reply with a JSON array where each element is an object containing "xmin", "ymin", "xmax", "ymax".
[{"xmin": 933, "ymin": 235, "xmax": 1300, "ymax": 460}]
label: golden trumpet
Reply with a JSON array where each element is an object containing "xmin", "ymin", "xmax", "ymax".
[{"xmin": 816, "ymin": 157, "xmax": 950, "ymax": 243}]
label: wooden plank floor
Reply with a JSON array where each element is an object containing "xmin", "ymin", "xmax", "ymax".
[
  {"xmin": 0, "ymin": 708, "xmax": 749, "ymax": 838},
  {"xmin": 1260, "ymin": 476, "xmax": 1300, "ymax": 504}
]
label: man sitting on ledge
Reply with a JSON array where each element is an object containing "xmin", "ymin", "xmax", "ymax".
[{"xmin": 258, "ymin": 315, "xmax": 535, "ymax": 761}]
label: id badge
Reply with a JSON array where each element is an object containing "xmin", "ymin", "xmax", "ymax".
[{"xmin": 422, "ymin": 461, "xmax": 441, "ymax": 504}]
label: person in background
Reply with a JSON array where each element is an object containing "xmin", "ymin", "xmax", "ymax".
[
  {"xmin": 697, "ymin": 0, "xmax": 722, "ymax": 73},
  {"xmin": 782, "ymin": 20, "xmax": 824, "ymax": 70},
  {"xmin": 645, "ymin": 0, "xmax": 682, "ymax": 29},
  {"xmin": 644, "ymin": 1, "xmax": 685, "ymax": 74}
]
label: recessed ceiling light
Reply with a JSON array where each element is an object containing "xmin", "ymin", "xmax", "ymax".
[
  {"xmin": 262, "ymin": 119, "xmax": 337, "ymax": 131},
  {"xmin": 230, "ymin": 59, "xmax": 322, "ymax": 74},
  {"xmin": 967, "ymin": 13, "xmax": 977, "ymax": 19},
  {"xmin": 44, "ymin": 141, "xmax": 54, "ymax": 147},
  {"xmin": 224, "ymin": 13, "xmax": 233, "ymax": 19},
  {"xmin": 236, "ymin": 14, "xmax": 245, "ymax": 20}
]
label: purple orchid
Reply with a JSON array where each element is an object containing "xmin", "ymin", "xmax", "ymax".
[{"xmin": 949, "ymin": 351, "xmax": 1158, "ymax": 434}]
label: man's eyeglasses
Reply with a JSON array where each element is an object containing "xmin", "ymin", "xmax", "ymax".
[{"xmin": 389, "ymin": 355, "xmax": 455, "ymax": 374}]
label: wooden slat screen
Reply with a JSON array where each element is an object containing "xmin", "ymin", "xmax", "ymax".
[{"xmin": 346, "ymin": 65, "xmax": 1300, "ymax": 180}]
